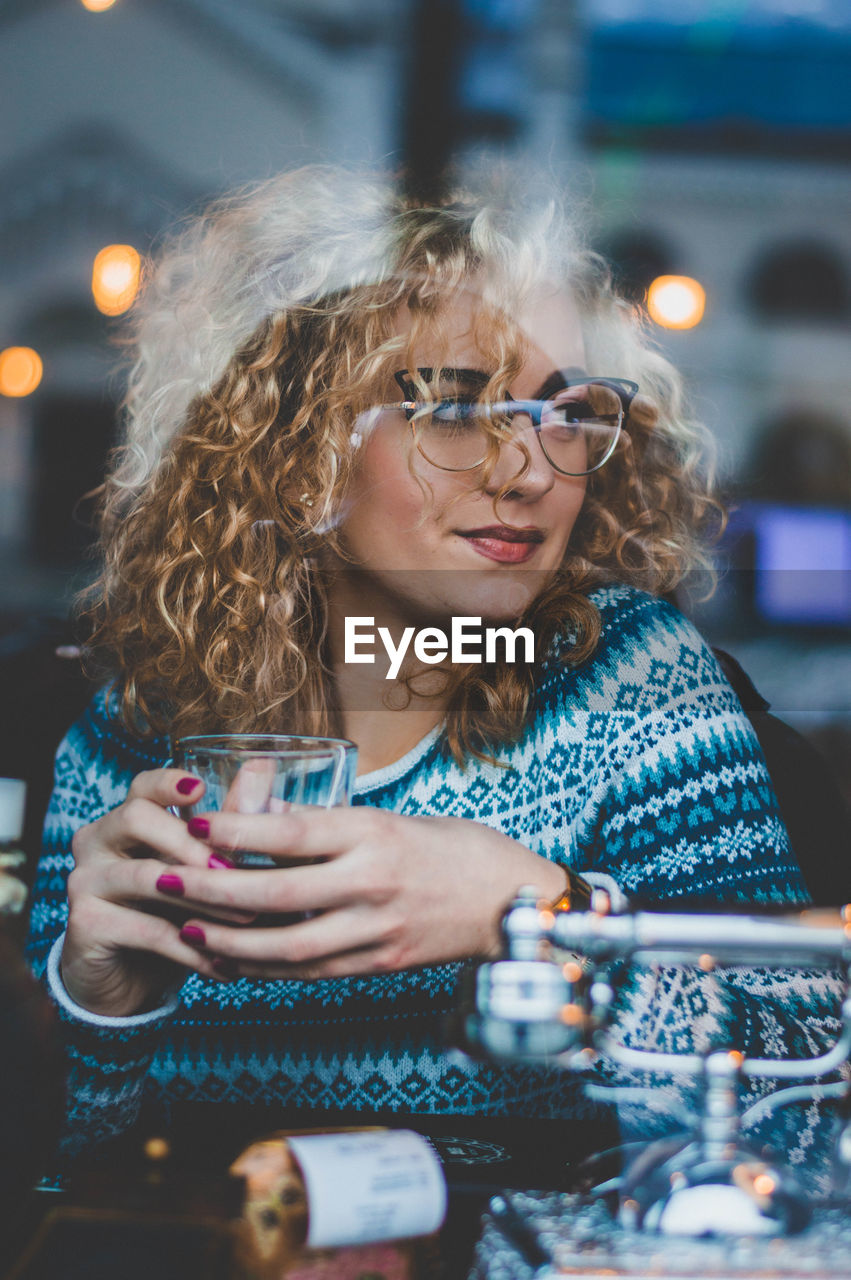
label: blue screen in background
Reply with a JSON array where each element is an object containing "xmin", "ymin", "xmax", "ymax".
[{"xmin": 749, "ymin": 505, "xmax": 851, "ymax": 627}]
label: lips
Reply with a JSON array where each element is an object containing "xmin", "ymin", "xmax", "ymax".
[
  {"xmin": 461, "ymin": 525, "xmax": 545, "ymax": 543},
  {"xmin": 456, "ymin": 525, "xmax": 545, "ymax": 564}
]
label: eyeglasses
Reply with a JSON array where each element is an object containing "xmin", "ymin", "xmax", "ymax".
[{"xmin": 388, "ymin": 370, "xmax": 638, "ymax": 477}]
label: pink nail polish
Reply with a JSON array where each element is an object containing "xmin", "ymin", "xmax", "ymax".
[
  {"xmin": 176, "ymin": 776, "xmax": 200, "ymax": 796},
  {"xmin": 188, "ymin": 817, "xmax": 210, "ymax": 839},
  {"xmin": 180, "ymin": 924, "xmax": 206, "ymax": 946},
  {"xmin": 208, "ymin": 852, "xmax": 234, "ymax": 870},
  {"xmin": 156, "ymin": 873, "xmax": 185, "ymax": 897}
]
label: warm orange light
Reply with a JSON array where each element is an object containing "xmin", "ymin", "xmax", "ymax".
[
  {"xmin": 0, "ymin": 347, "xmax": 43, "ymax": 397},
  {"xmin": 647, "ymin": 275, "xmax": 706, "ymax": 330},
  {"xmin": 562, "ymin": 961, "xmax": 583, "ymax": 984},
  {"xmin": 92, "ymin": 244, "xmax": 141, "ymax": 316},
  {"xmin": 753, "ymin": 1174, "xmax": 776, "ymax": 1197},
  {"xmin": 560, "ymin": 1003, "xmax": 584, "ymax": 1026},
  {"xmin": 80, "ymin": 0, "xmax": 118, "ymax": 11}
]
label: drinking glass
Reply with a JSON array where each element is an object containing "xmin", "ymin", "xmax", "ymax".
[{"xmin": 172, "ymin": 734, "xmax": 357, "ymax": 872}]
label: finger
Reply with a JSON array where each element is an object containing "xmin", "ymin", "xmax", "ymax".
[
  {"xmin": 72, "ymin": 856, "xmax": 258, "ymax": 924},
  {"xmin": 180, "ymin": 860, "xmax": 352, "ymax": 916},
  {"xmin": 177, "ymin": 907, "xmax": 390, "ymax": 967},
  {"xmin": 66, "ymin": 896, "xmax": 231, "ymax": 983},
  {"xmin": 195, "ymin": 805, "xmax": 397, "ymax": 862},
  {"xmin": 127, "ymin": 767, "xmax": 207, "ymax": 811},
  {"xmin": 222, "ymin": 759, "xmax": 277, "ymax": 813},
  {"xmin": 80, "ymin": 796, "xmax": 220, "ymax": 870}
]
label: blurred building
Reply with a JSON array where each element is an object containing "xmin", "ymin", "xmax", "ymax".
[
  {"xmin": 0, "ymin": 0, "xmax": 408, "ymax": 609},
  {"xmin": 566, "ymin": 0, "xmax": 851, "ymax": 752}
]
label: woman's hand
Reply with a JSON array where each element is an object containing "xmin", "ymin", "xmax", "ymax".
[
  {"xmin": 162, "ymin": 806, "xmax": 568, "ymax": 980},
  {"xmin": 61, "ymin": 769, "xmax": 248, "ymax": 1018}
]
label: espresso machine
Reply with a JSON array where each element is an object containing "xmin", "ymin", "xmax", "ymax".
[{"xmin": 465, "ymin": 888, "xmax": 851, "ymax": 1277}]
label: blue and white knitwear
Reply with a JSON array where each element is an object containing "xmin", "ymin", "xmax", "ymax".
[{"xmin": 26, "ymin": 586, "xmax": 844, "ymax": 1178}]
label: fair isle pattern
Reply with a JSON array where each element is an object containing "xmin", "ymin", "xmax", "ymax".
[{"xmin": 27, "ymin": 587, "xmax": 843, "ymax": 1175}]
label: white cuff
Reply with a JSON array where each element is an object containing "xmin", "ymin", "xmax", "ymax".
[
  {"xmin": 47, "ymin": 933, "xmax": 181, "ymax": 1028},
  {"xmin": 584, "ymin": 871, "xmax": 629, "ymax": 914}
]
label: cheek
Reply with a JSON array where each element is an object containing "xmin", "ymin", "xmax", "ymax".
[
  {"xmin": 573, "ymin": 478, "xmax": 588, "ymax": 521},
  {"xmin": 346, "ymin": 436, "xmax": 432, "ymax": 540},
  {"xmin": 552, "ymin": 478, "xmax": 587, "ymax": 547}
]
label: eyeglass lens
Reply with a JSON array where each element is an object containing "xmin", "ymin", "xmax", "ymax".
[{"xmin": 409, "ymin": 379, "xmax": 624, "ymax": 476}]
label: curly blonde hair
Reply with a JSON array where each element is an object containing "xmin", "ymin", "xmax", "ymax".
[{"xmin": 81, "ymin": 166, "xmax": 722, "ymax": 762}]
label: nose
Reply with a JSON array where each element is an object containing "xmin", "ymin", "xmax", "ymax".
[{"xmin": 482, "ymin": 415, "xmax": 556, "ymax": 500}]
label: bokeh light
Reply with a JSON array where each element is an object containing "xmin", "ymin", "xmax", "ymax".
[
  {"xmin": 647, "ymin": 275, "xmax": 706, "ymax": 330},
  {"xmin": 80, "ymin": 0, "xmax": 118, "ymax": 12},
  {"xmin": 92, "ymin": 244, "xmax": 141, "ymax": 316},
  {"xmin": 0, "ymin": 347, "xmax": 43, "ymax": 397}
]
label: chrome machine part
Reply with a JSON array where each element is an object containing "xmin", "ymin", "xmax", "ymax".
[{"xmin": 463, "ymin": 891, "xmax": 851, "ymax": 1236}]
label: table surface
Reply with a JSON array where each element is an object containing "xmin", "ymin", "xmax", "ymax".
[
  {"xmin": 2, "ymin": 1110, "xmax": 621, "ymax": 1280},
  {"xmin": 472, "ymin": 1190, "xmax": 851, "ymax": 1279}
]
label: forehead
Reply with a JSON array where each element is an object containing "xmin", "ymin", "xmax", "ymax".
[{"xmin": 392, "ymin": 285, "xmax": 586, "ymax": 385}]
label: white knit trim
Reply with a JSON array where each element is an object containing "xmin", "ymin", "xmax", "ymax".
[
  {"xmin": 354, "ymin": 725, "xmax": 443, "ymax": 795},
  {"xmin": 46, "ymin": 933, "xmax": 180, "ymax": 1028}
]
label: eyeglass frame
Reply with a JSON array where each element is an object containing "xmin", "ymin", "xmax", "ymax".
[{"xmin": 386, "ymin": 368, "xmax": 639, "ymax": 477}]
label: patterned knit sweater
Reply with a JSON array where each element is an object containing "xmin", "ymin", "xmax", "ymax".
[{"xmin": 26, "ymin": 586, "xmax": 843, "ymax": 1174}]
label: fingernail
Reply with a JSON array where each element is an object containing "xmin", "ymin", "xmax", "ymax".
[
  {"xmin": 212, "ymin": 956, "xmax": 239, "ymax": 978},
  {"xmin": 176, "ymin": 776, "xmax": 201, "ymax": 796},
  {"xmin": 180, "ymin": 924, "xmax": 206, "ymax": 946},
  {"xmin": 187, "ymin": 817, "xmax": 210, "ymax": 839},
  {"xmin": 208, "ymin": 852, "xmax": 234, "ymax": 870},
  {"xmin": 156, "ymin": 873, "xmax": 185, "ymax": 897}
]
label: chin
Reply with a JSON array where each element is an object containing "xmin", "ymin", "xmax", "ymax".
[{"xmin": 440, "ymin": 570, "xmax": 548, "ymax": 623}]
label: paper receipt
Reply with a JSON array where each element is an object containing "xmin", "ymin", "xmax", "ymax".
[{"xmin": 286, "ymin": 1130, "xmax": 447, "ymax": 1248}]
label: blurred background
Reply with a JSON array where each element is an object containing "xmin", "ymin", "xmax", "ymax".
[{"xmin": 0, "ymin": 0, "xmax": 849, "ymax": 852}]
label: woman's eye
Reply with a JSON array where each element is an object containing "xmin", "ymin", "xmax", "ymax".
[
  {"xmin": 429, "ymin": 400, "xmax": 479, "ymax": 426},
  {"xmin": 543, "ymin": 408, "xmax": 582, "ymax": 437}
]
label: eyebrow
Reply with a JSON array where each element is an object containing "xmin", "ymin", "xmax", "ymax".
[
  {"xmin": 532, "ymin": 367, "xmax": 589, "ymax": 400},
  {"xmin": 402, "ymin": 367, "xmax": 492, "ymax": 390},
  {"xmin": 398, "ymin": 366, "xmax": 590, "ymax": 398}
]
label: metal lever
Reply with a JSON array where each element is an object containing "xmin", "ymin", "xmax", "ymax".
[{"xmin": 462, "ymin": 889, "xmax": 851, "ymax": 1235}]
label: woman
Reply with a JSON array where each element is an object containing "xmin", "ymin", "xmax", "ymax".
[{"xmin": 28, "ymin": 169, "xmax": 837, "ymax": 1172}]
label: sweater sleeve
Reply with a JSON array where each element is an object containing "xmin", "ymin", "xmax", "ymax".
[
  {"xmin": 568, "ymin": 596, "xmax": 844, "ymax": 1187},
  {"xmin": 26, "ymin": 696, "xmax": 178, "ymax": 1161}
]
